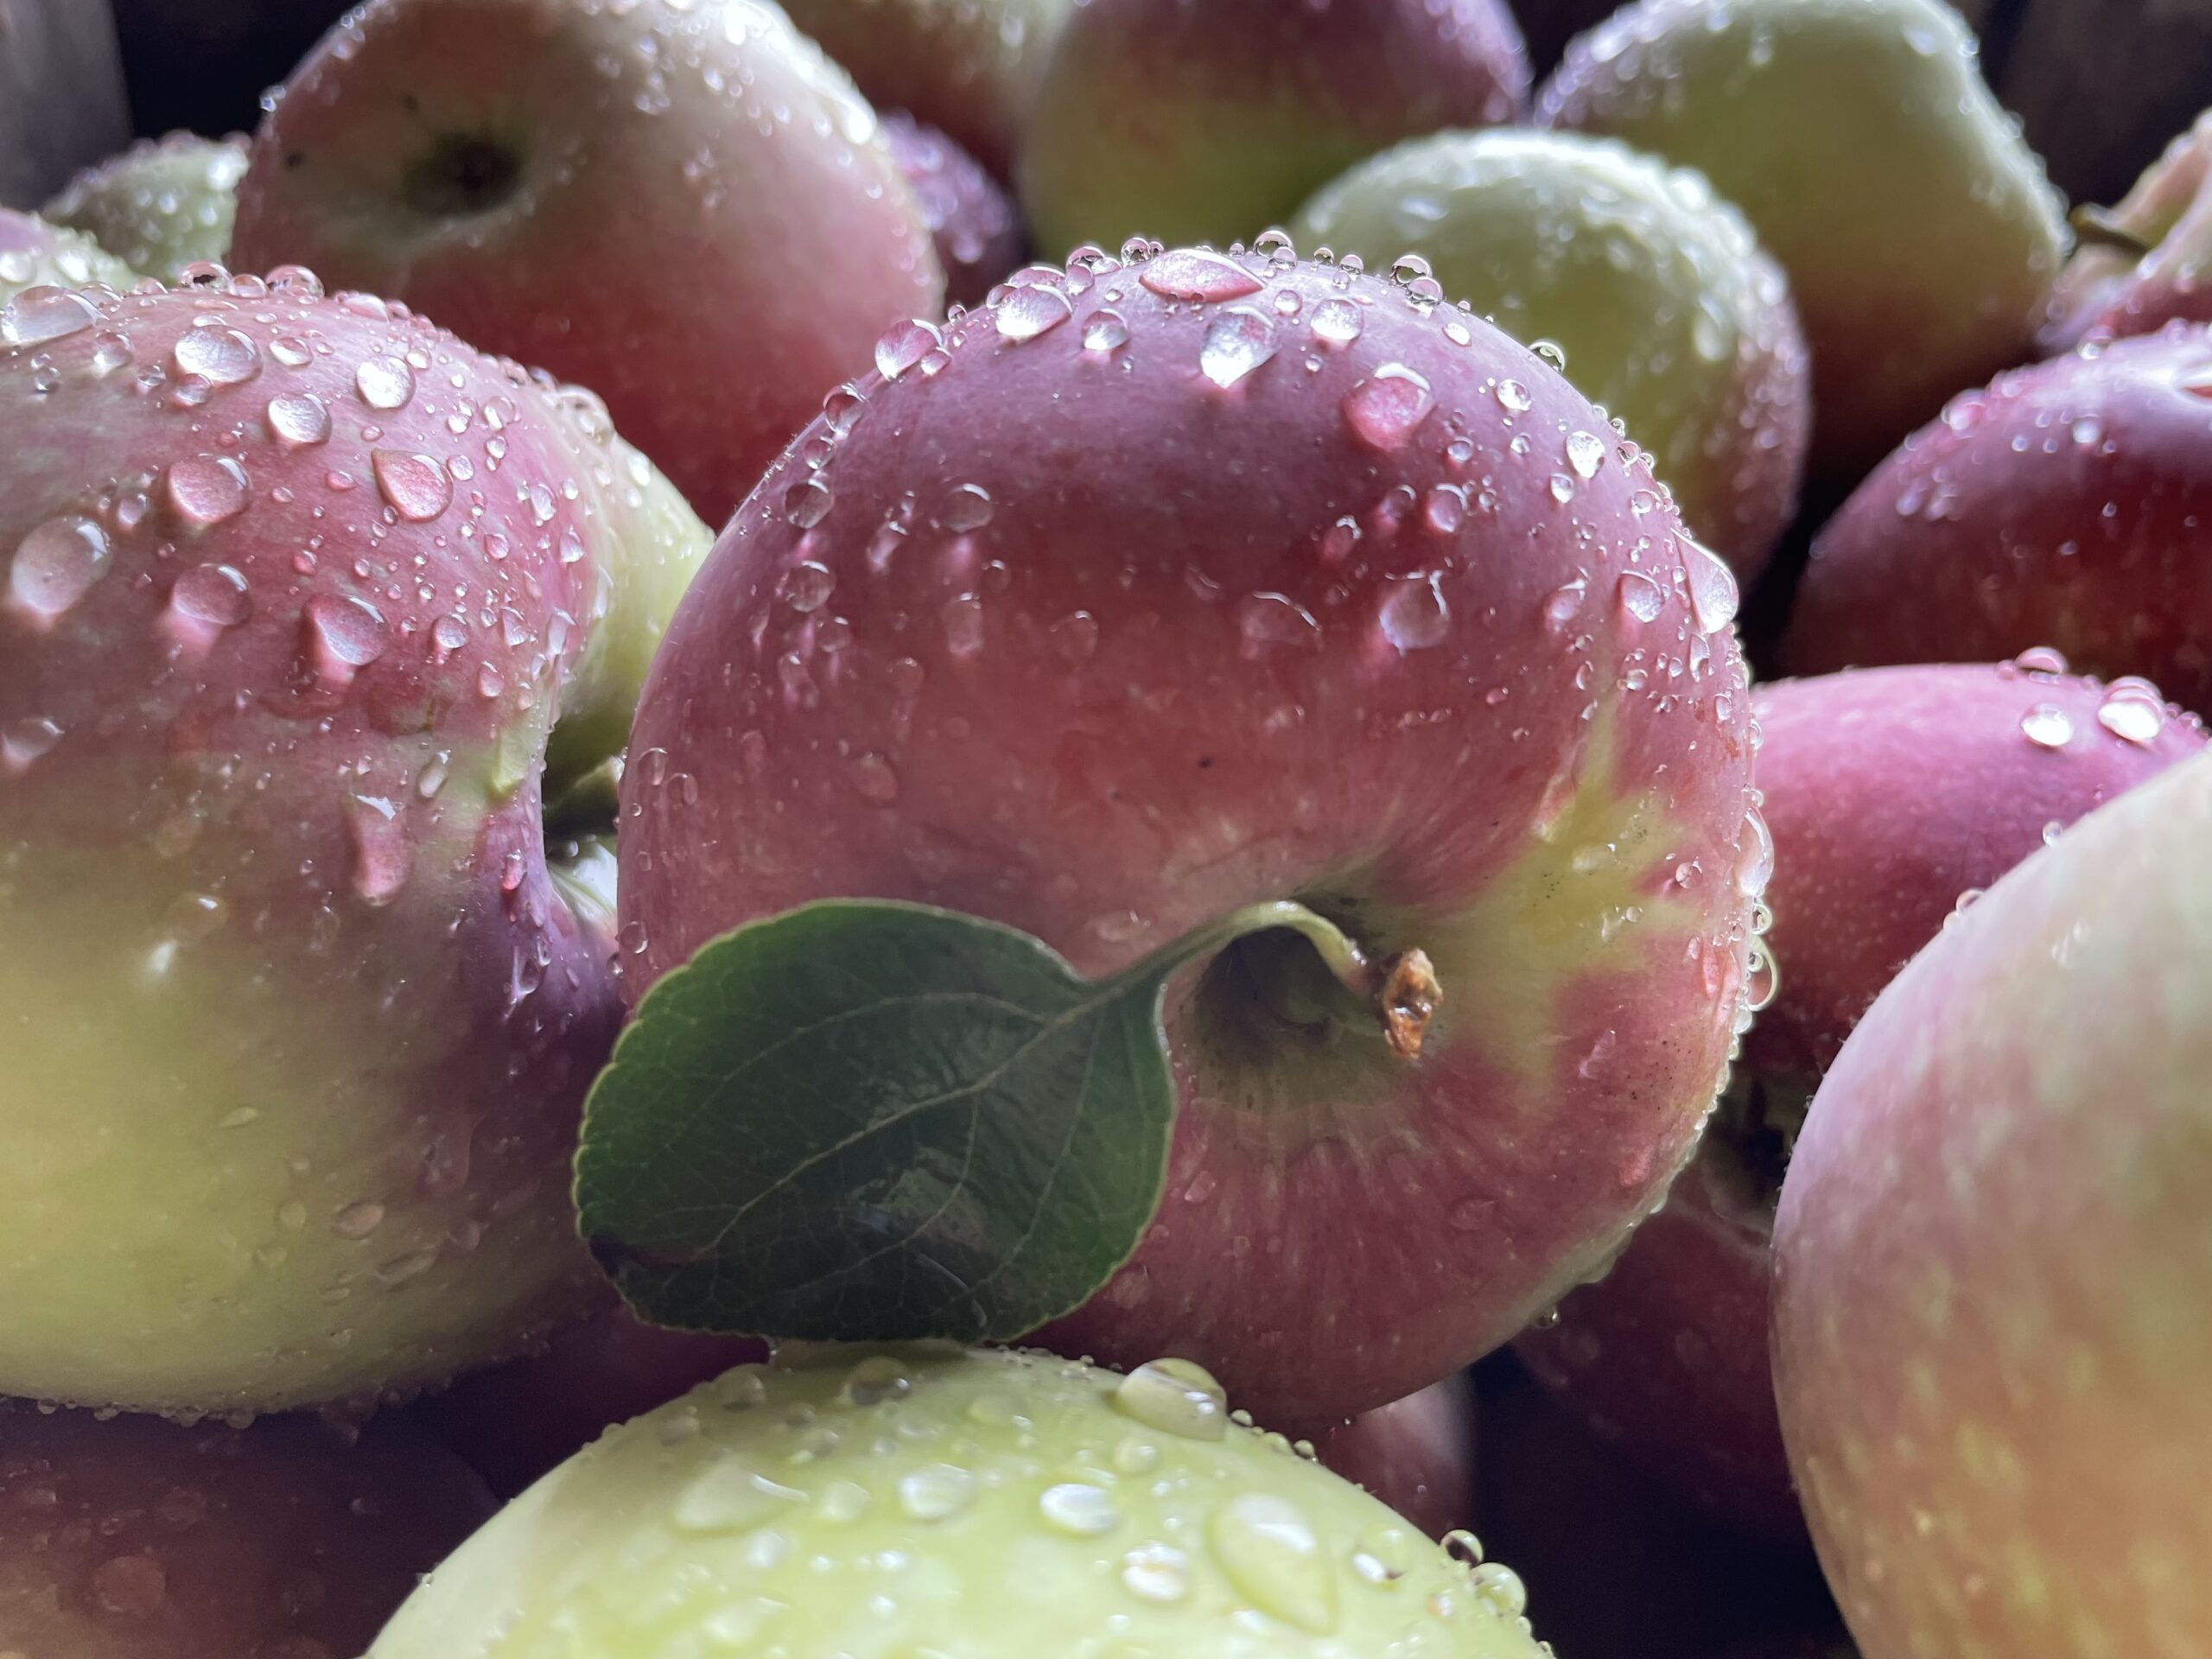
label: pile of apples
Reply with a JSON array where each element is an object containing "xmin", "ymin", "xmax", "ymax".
[{"xmin": 0, "ymin": 0, "xmax": 2206, "ymax": 1654}]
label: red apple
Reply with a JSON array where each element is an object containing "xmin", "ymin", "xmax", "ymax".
[
  {"xmin": 0, "ymin": 206, "xmax": 137, "ymax": 303},
  {"xmin": 1517, "ymin": 662, "xmax": 2206, "ymax": 1539},
  {"xmin": 43, "ymin": 131, "xmax": 250, "ymax": 286},
  {"xmin": 2043, "ymin": 108, "xmax": 2212, "ymax": 353},
  {"xmin": 1786, "ymin": 327, "xmax": 2212, "ymax": 715},
  {"xmin": 414, "ymin": 1302, "xmax": 766, "ymax": 1498},
  {"xmin": 1773, "ymin": 752, "xmax": 2212, "ymax": 1659},
  {"xmin": 232, "ymin": 0, "xmax": 944, "ymax": 524},
  {"xmin": 0, "ymin": 269, "xmax": 707, "ymax": 1415},
  {"xmin": 1020, "ymin": 0, "xmax": 1529, "ymax": 256},
  {"xmin": 618, "ymin": 245, "xmax": 1766, "ymax": 1424},
  {"xmin": 0, "ymin": 1403, "xmax": 493, "ymax": 1658},
  {"xmin": 882, "ymin": 112, "xmax": 1026, "ymax": 313},
  {"xmin": 1298, "ymin": 1374, "xmax": 1477, "ymax": 1540}
]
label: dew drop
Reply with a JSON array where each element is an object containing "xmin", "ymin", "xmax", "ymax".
[
  {"xmin": 1616, "ymin": 570, "xmax": 1667, "ymax": 624},
  {"xmin": 2, "ymin": 717, "xmax": 63, "ymax": 772},
  {"xmin": 2021, "ymin": 703, "xmax": 2075, "ymax": 748},
  {"xmin": 9, "ymin": 515, "xmax": 109, "ymax": 620},
  {"xmin": 1680, "ymin": 537, "xmax": 1740, "ymax": 634},
  {"xmin": 942, "ymin": 592, "xmax": 985, "ymax": 655},
  {"xmin": 1052, "ymin": 609, "xmax": 1099, "ymax": 664},
  {"xmin": 0, "ymin": 285, "xmax": 99, "ymax": 346},
  {"xmin": 1379, "ymin": 572, "xmax": 1450, "ymax": 652},
  {"xmin": 165, "ymin": 455, "xmax": 250, "ymax": 526},
  {"xmin": 779, "ymin": 559, "xmax": 836, "ymax": 613},
  {"xmin": 2097, "ymin": 689, "xmax": 2165, "ymax": 747},
  {"xmin": 172, "ymin": 326, "xmax": 260, "ymax": 386},
  {"xmin": 1113, "ymin": 1357, "xmax": 1227, "ymax": 1440},
  {"xmin": 1543, "ymin": 578, "xmax": 1587, "ymax": 633},
  {"xmin": 1341, "ymin": 364, "xmax": 1433, "ymax": 450},
  {"xmin": 1083, "ymin": 309, "xmax": 1130, "ymax": 353},
  {"xmin": 1138, "ymin": 248, "xmax": 1264, "ymax": 302},
  {"xmin": 1198, "ymin": 306, "xmax": 1278, "ymax": 388},
  {"xmin": 266, "ymin": 392, "xmax": 331, "ymax": 448},
  {"xmin": 995, "ymin": 283, "xmax": 1073, "ymax": 341},
  {"xmin": 784, "ymin": 476, "xmax": 834, "ymax": 529},
  {"xmin": 939, "ymin": 482, "xmax": 995, "ymax": 532},
  {"xmin": 1236, "ymin": 591, "xmax": 1322, "ymax": 653},
  {"xmin": 1566, "ymin": 430, "xmax": 1606, "ymax": 480},
  {"xmin": 897, "ymin": 1464, "xmax": 976, "ymax": 1522},
  {"xmin": 371, "ymin": 450, "xmax": 453, "ymax": 522},
  {"xmin": 304, "ymin": 593, "xmax": 388, "ymax": 679},
  {"xmin": 874, "ymin": 318, "xmax": 943, "ymax": 380},
  {"xmin": 1496, "ymin": 378, "xmax": 1532, "ymax": 412},
  {"xmin": 169, "ymin": 563, "xmax": 251, "ymax": 629},
  {"xmin": 354, "ymin": 355, "xmax": 415, "ymax": 410},
  {"xmin": 1039, "ymin": 1483, "xmax": 1122, "ymax": 1537},
  {"xmin": 2013, "ymin": 645, "xmax": 2069, "ymax": 676},
  {"xmin": 1122, "ymin": 1544, "xmax": 1192, "ymax": 1604},
  {"xmin": 1207, "ymin": 1494, "xmax": 1336, "ymax": 1634},
  {"xmin": 1310, "ymin": 296, "xmax": 1363, "ymax": 345},
  {"xmin": 674, "ymin": 1461, "xmax": 807, "ymax": 1533},
  {"xmin": 345, "ymin": 793, "xmax": 411, "ymax": 905},
  {"xmin": 851, "ymin": 753, "xmax": 900, "ymax": 804}
]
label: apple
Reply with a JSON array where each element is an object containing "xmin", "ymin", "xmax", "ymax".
[
  {"xmin": 43, "ymin": 131, "xmax": 251, "ymax": 286},
  {"xmin": 414, "ymin": 1301, "xmax": 767, "ymax": 1497},
  {"xmin": 0, "ymin": 268, "xmax": 709, "ymax": 1416},
  {"xmin": 372, "ymin": 1344, "xmax": 1554, "ymax": 1656},
  {"xmin": 1539, "ymin": 0, "xmax": 2068, "ymax": 481},
  {"xmin": 1785, "ymin": 326, "xmax": 2212, "ymax": 715},
  {"xmin": 1290, "ymin": 128, "xmax": 1811, "ymax": 582},
  {"xmin": 882, "ymin": 111, "xmax": 1026, "ymax": 313},
  {"xmin": 1772, "ymin": 751, "xmax": 2212, "ymax": 1659},
  {"xmin": 1020, "ymin": 0, "xmax": 1529, "ymax": 257},
  {"xmin": 231, "ymin": 0, "xmax": 945, "ymax": 524},
  {"xmin": 616, "ymin": 245, "xmax": 1766, "ymax": 1424},
  {"xmin": 1516, "ymin": 662, "xmax": 2206, "ymax": 1539},
  {"xmin": 0, "ymin": 207, "xmax": 137, "ymax": 304},
  {"xmin": 780, "ymin": 0, "xmax": 1073, "ymax": 180},
  {"xmin": 2043, "ymin": 108, "xmax": 2212, "ymax": 353},
  {"xmin": 0, "ymin": 1403, "xmax": 493, "ymax": 1658},
  {"xmin": 1297, "ymin": 1374, "xmax": 1478, "ymax": 1541}
]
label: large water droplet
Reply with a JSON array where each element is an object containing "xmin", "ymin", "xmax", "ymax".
[
  {"xmin": 1, "ymin": 286, "xmax": 99, "ymax": 346},
  {"xmin": 1199, "ymin": 306, "xmax": 1278, "ymax": 388},
  {"xmin": 1310, "ymin": 297, "xmax": 1363, "ymax": 344},
  {"xmin": 1138, "ymin": 248, "xmax": 1264, "ymax": 302},
  {"xmin": 897, "ymin": 1464, "xmax": 976, "ymax": 1522},
  {"xmin": 1039, "ymin": 1483, "xmax": 1121, "ymax": 1537},
  {"xmin": 942, "ymin": 593, "xmax": 985, "ymax": 655},
  {"xmin": 2097, "ymin": 686, "xmax": 2165, "ymax": 747},
  {"xmin": 1113, "ymin": 1357, "xmax": 1227, "ymax": 1440},
  {"xmin": 674, "ymin": 1460, "xmax": 808, "ymax": 1533},
  {"xmin": 784, "ymin": 476, "xmax": 834, "ymax": 529},
  {"xmin": 266, "ymin": 392, "xmax": 331, "ymax": 448},
  {"xmin": 165, "ymin": 455, "xmax": 250, "ymax": 526},
  {"xmin": 9, "ymin": 515, "xmax": 109, "ymax": 620},
  {"xmin": 371, "ymin": 450, "xmax": 453, "ymax": 522},
  {"xmin": 1379, "ymin": 572, "xmax": 1450, "ymax": 651},
  {"xmin": 305, "ymin": 593, "xmax": 389, "ymax": 680},
  {"xmin": 939, "ymin": 483, "xmax": 995, "ymax": 532},
  {"xmin": 995, "ymin": 284, "xmax": 1073, "ymax": 342},
  {"xmin": 173, "ymin": 326, "xmax": 261, "ymax": 386},
  {"xmin": 874, "ymin": 318, "xmax": 943, "ymax": 380},
  {"xmin": 345, "ymin": 793, "xmax": 411, "ymax": 905},
  {"xmin": 1207, "ymin": 1494, "xmax": 1337, "ymax": 1633},
  {"xmin": 355, "ymin": 356, "xmax": 415, "ymax": 410},
  {"xmin": 2021, "ymin": 703, "xmax": 2074, "ymax": 748},
  {"xmin": 169, "ymin": 563, "xmax": 251, "ymax": 629},
  {"xmin": 1496, "ymin": 378, "xmax": 1533, "ymax": 412},
  {"xmin": 2, "ymin": 717, "xmax": 63, "ymax": 772},
  {"xmin": 1341, "ymin": 365, "xmax": 1433, "ymax": 450},
  {"xmin": 1680, "ymin": 537, "xmax": 1739, "ymax": 634},
  {"xmin": 1083, "ymin": 309, "xmax": 1130, "ymax": 353},
  {"xmin": 1236, "ymin": 592, "xmax": 1321, "ymax": 653},
  {"xmin": 1616, "ymin": 570, "xmax": 1667, "ymax": 624},
  {"xmin": 1122, "ymin": 1543, "xmax": 1192, "ymax": 1604},
  {"xmin": 1566, "ymin": 430, "xmax": 1606, "ymax": 480},
  {"xmin": 779, "ymin": 559, "xmax": 836, "ymax": 613}
]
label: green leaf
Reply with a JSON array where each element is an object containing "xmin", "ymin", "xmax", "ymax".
[{"xmin": 575, "ymin": 901, "xmax": 1178, "ymax": 1344}]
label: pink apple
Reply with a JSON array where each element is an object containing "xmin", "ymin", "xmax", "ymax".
[
  {"xmin": 0, "ymin": 269, "xmax": 705, "ymax": 1415},
  {"xmin": 43, "ymin": 130, "xmax": 251, "ymax": 286},
  {"xmin": 0, "ymin": 206, "xmax": 137, "ymax": 304},
  {"xmin": 618, "ymin": 244, "xmax": 1766, "ymax": 1424},
  {"xmin": 1787, "ymin": 326, "xmax": 2212, "ymax": 715},
  {"xmin": 1517, "ymin": 662, "xmax": 2206, "ymax": 1539},
  {"xmin": 882, "ymin": 112, "xmax": 1026, "ymax": 312},
  {"xmin": 2043, "ymin": 108, "xmax": 2212, "ymax": 353},
  {"xmin": 1020, "ymin": 0, "xmax": 1529, "ymax": 256},
  {"xmin": 0, "ymin": 1403, "xmax": 493, "ymax": 1658},
  {"xmin": 1297, "ymin": 1374, "xmax": 1478, "ymax": 1540},
  {"xmin": 1773, "ymin": 751, "xmax": 2212, "ymax": 1659},
  {"xmin": 232, "ymin": 0, "xmax": 944, "ymax": 524}
]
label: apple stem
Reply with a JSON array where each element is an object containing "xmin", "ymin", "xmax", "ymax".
[
  {"xmin": 2069, "ymin": 203, "xmax": 2153, "ymax": 258},
  {"xmin": 1123, "ymin": 899, "xmax": 1440, "ymax": 1060}
]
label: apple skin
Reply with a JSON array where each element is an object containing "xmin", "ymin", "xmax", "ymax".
[
  {"xmin": 1020, "ymin": 0, "xmax": 1529, "ymax": 257},
  {"xmin": 1772, "ymin": 751, "xmax": 2212, "ymax": 1659},
  {"xmin": 43, "ymin": 131, "xmax": 250, "ymax": 287},
  {"xmin": 372, "ymin": 1344, "xmax": 1553, "ymax": 1656},
  {"xmin": 232, "ymin": 0, "xmax": 944, "ymax": 525},
  {"xmin": 1290, "ymin": 129, "xmax": 1811, "ymax": 583},
  {"xmin": 1540, "ymin": 0, "xmax": 2067, "ymax": 482},
  {"xmin": 1518, "ymin": 663, "xmax": 2208, "ymax": 1541},
  {"xmin": 413, "ymin": 1302, "xmax": 768, "ymax": 1498},
  {"xmin": 0, "ymin": 207, "xmax": 137, "ymax": 304},
  {"xmin": 0, "ymin": 271, "xmax": 638, "ymax": 1415},
  {"xmin": 1297, "ymin": 1374, "xmax": 1477, "ymax": 1541},
  {"xmin": 619, "ymin": 246, "xmax": 1765, "ymax": 1424},
  {"xmin": 1785, "ymin": 327, "xmax": 2212, "ymax": 715},
  {"xmin": 0, "ymin": 1404, "xmax": 494, "ymax": 1659},
  {"xmin": 780, "ymin": 0, "xmax": 1072, "ymax": 180},
  {"xmin": 882, "ymin": 112, "xmax": 1026, "ymax": 313},
  {"xmin": 2043, "ymin": 109, "xmax": 2212, "ymax": 353}
]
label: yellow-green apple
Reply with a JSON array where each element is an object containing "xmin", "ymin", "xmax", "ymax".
[
  {"xmin": 0, "ymin": 1403, "xmax": 493, "ymax": 1658},
  {"xmin": 1291, "ymin": 129, "xmax": 1811, "ymax": 582},
  {"xmin": 780, "ymin": 0, "xmax": 1072, "ymax": 179},
  {"xmin": 1021, "ymin": 0, "xmax": 1529, "ymax": 257},
  {"xmin": 1300, "ymin": 1375, "xmax": 1477, "ymax": 1541},
  {"xmin": 2043, "ymin": 108, "xmax": 2212, "ymax": 352},
  {"xmin": 1786, "ymin": 327, "xmax": 2212, "ymax": 715},
  {"xmin": 0, "ymin": 270, "xmax": 704, "ymax": 1415},
  {"xmin": 44, "ymin": 132, "xmax": 251, "ymax": 286},
  {"xmin": 1772, "ymin": 751, "xmax": 2212, "ymax": 1659},
  {"xmin": 1540, "ymin": 0, "xmax": 2068, "ymax": 480},
  {"xmin": 415, "ymin": 1303, "xmax": 766, "ymax": 1497},
  {"xmin": 372, "ymin": 1344, "xmax": 1554, "ymax": 1656},
  {"xmin": 882, "ymin": 111, "xmax": 1026, "ymax": 312},
  {"xmin": 232, "ymin": 0, "xmax": 944, "ymax": 524},
  {"xmin": 1516, "ymin": 662, "xmax": 2205, "ymax": 1539},
  {"xmin": 617, "ymin": 245, "xmax": 1768, "ymax": 1423},
  {"xmin": 0, "ymin": 207, "xmax": 137, "ymax": 305}
]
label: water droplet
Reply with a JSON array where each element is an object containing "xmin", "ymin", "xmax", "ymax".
[
  {"xmin": 266, "ymin": 392, "xmax": 331, "ymax": 448},
  {"xmin": 0, "ymin": 285, "xmax": 99, "ymax": 346},
  {"xmin": 1422, "ymin": 486, "xmax": 1466, "ymax": 536},
  {"xmin": 1122, "ymin": 1543, "xmax": 1192, "ymax": 1604},
  {"xmin": 1543, "ymin": 579, "xmax": 1587, "ymax": 633},
  {"xmin": 354, "ymin": 356, "xmax": 415, "ymax": 410},
  {"xmin": 2013, "ymin": 645, "xmax": 2069, "ymax": 675},
  {"xmin": 851, "ymin": 753, "xmax": 900, "ymax": 803},
  {"xmin": 1471, "ymin": 1561, "xmax": 1528, "ymax": 1618},
  {"xmin": 1566, "ymin": 430, "xmax": 1606, "ymax": 480},
  {"xmin": 9, "ymin": 515, "xmax": 109, "ymax": 620},
  {"xmin": 897, "ymin": 1464, "xmax": 976, "ymax": 1522},
  {"xmin": 1052, "ymin": 609, "xmax": 1099, "ymax": 664},
  {"xmin": 346, "ymin": 793, "xmax": 410, "ymax": 904},
  {"xmin": 940, "ymin": 483, "xmax": 995, "ymax": 532},
  {"xmin": 333, "ymin": 1201, "xmax": 385, "ymax": 1238},
  {"xmin": 776, "ymin": 559, "xmax": 835, "ymax": 613},
  {"xmin": 995, "ymin": 283, "xmax": 1073, "ymax": 341},
  {"xmin": 1310, "ymin": 297, "xmax": 1363, "ymax": 345},
  {"xmin": 783, "ymin": 475, "xmax": 835, "ymax": 529},
  {"xmin": 1039, "ymin": 1483, "xmax": 1122, "ymax": 1536},
  {"xmin": 874, "ymin": 318, "xmax": 943, "ymax": 380},
  {"xmin": 942, "ymin": 593, "xmax": 984, "ymax": 655},
  {"xmin": 1138, "ymin": 248, "xmax": 1263, "ymax": 302},
  {"xmin": 1617, "ymin": 571, "xmax": 1667, "ymax": 624},
  {"xmin": 2021, "ymin": 703, "xmax": 2074, "ymax": 748},
  {"xmin": 2097, "ymin": 688, "xmax": 2165, "ymax": 747},
  {"xmin": 90, "ymin": 1554, "xmax": 166, "ymax": 1617},
  {"xmin": 675, "ymin": 1460, "xmax": 807, "ymax": 1532},
  {"xmin": 1737, "ymin": 807, "xmax": 1775, "ymax": 900},
  {"xmin": 371, "ymin": 450, "xmax": 453, "ymax": 521},
  {"xmin": 304, "ymin": 594, "xmax": 388, "ymax": 679},
  {"xmin": 165, "ymin": 455, "xmax": 250, "ymax": 526},
  {"xmin": 1342, "ymin": 364, "xmax": 1433, "ymax": 450},
  {"xmin": 2, "ymin": 717, "xmax": 63, "ymax": 772},
  {"xmin": 172, "ymin": 327, "xmax": 260, "ymax": 386},
  {"xmin": 1680, "ymin": 537, "xmax": 1739, "ymax": 634},
  {"xmin": 1496, "ymin": 378, "xmax": 1533, "ymax": 412},
  {"xmin": 1236, "ymin": 591, "xmax": 1321, "ymax": 653},
  {"xmin": 1207, "ymin": 1493, "xmax": 1336, "ymax": 1633},
  {"xmin": 839, "ymin": 1354, "xmax": 913, "ymax": 1408},
  {"xmin": 169, "ymin": 563, "xmax": 251, "ymax": 629},
  {"xmin": 1548, "ymin": 474, "xmax": 1576, "ymax": 505},
  {"xmin": 1113, "ymin": 1357, "xmax": 1227, "ymax": 1440},
  {"xmin": 1199, "ymin": 306, "xmax": 1278, "ymax": 388},
  {"xmin": 1083, "ymin": 308, "xmax": 1130, "ymax": 353},
  {"xmin": 1379, "ymin": 572, "xmax": 1450, "ymax": 651}
]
